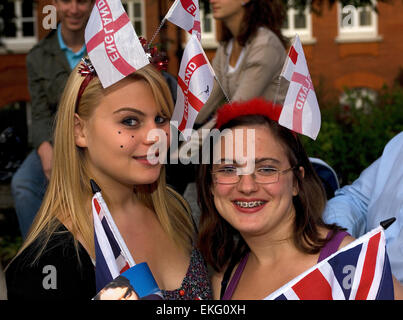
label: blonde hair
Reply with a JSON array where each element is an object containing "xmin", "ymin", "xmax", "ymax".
[{"xmin": 15, "ymin": 63, "xmax": 195, "ymax": 264}]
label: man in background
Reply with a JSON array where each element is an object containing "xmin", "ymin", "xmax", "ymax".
[{"xmin": 11, "ymin": 0, "xmax": 94, "ymax": 238}]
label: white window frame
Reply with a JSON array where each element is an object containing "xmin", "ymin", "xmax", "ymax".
[
  {"xmin": 282, "ymin": 4, "xmax": 315, "ymax": 44},
  {"xmin": 199, "ymin": 8, "xmax": 218, "ymax": 49},
  {"xmin": 339, "ymin": 87, "xmax": 378, "ymax": 110},
  {"xmin": 336, "ymin": 2, "xmax": 380, "ymax": 43},
  {"xmin": 1, "ymin": 0, "xmax": 37, "ymax": 53},
  {"xmin": 185, "ymin": 7, "xmax": 218, "ymax": 49},
  {"xmin": 122, "ymin": 0, "xmax": 146, "ymax": 37}
]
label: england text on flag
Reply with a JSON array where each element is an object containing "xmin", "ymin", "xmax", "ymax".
[
  {"xmin": 165, "ymin": 0, "xmax": 201, "ymax": 40},
  {"xmin": 85, "ymin": 0, "xmax": 149, "ymax": 88},
  {"xmin": 92, "ymin": 183, "xmax": 135, "ymax": 292},
  {"xmin": 171, "ymin": 34, "xmax": 215, "ymax": 140},
  {"xmin": 265, "ymin": 226, "xmax": 394, "ymax": 300},
  {"xmin": 278, "ymin": 35, "xmax": 321, "ymax": 140}
]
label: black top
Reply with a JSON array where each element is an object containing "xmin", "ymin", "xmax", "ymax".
[
  {"xmin": 6, "ymin": 225, "xmax": 96, "ymax": 300},
  {"xmin": 6, "ymin": 225, "xmax": 213, "ymax": 300}
]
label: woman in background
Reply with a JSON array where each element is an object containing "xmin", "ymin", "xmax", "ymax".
[{"xmin": 195, "ymin": 0, "xmax": 287, "ymax": 126}]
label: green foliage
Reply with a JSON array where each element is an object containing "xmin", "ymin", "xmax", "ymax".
[
  {"xmin": 302, "ymin": 85, "xmax": 403, "ymax": 185},
  {"xmin": 0, "ymin": 235, "xmax": 22, "ymax": 267}
]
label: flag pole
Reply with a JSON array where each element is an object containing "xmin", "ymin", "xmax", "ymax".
[
  {"xmin": 147, "ymin": 0, "xmax": 178, "ymax": 49},
  {"xmin": 148, "ymin": 18, "xmax": 167, "ymax": 50},
  {"xmin": 272, "ymin": 75, "xmax": 282, "ymax": 106},
  {"xmin": 214, "ymin": 76, "xmax": 231, "ymax": 103},
  {"xmin": 195, "ymin": 36, "xmax": 231, "ymax": 104},
  {"xmin": 380, "ymin": 217, "xmax": 396, "ymax": 230},
  {"xmin": 273, "ymin": 35, "xmax": 297, "ymax": 106}
]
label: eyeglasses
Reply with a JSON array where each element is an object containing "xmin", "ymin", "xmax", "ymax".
[{"xmin": 211, "ymin": 165, "xmax": 296, "ymax": 185}]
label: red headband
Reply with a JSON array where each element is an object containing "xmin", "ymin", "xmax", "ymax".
[
  {"xmin": 75, "ymin": 57, "xmax": 97, "ymax": 111},
  {"xmin": 215, "ymin": 98, "xmax": 283, "ymax": 129}
]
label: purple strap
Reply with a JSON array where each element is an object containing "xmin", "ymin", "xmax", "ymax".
[
  {"xmin": 221, "ymin": 252, "xmax": 249, "ymax": 300},
  {"xmin": 317, "ymin": 230, "xmax": 350, "ymax": 263}
]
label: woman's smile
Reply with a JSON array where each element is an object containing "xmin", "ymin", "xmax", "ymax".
[{"xmin": 232, "ymin": 199, "xmax": 268, "ymax": 213}]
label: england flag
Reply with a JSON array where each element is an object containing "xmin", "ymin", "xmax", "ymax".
[
  {"xmin": 265, "ymin": 226, "xmax": 394, "ymax": 300},
  {"xmin": 91, "ymin": 180, "xmax": 135, "ymax": 292},
  {"xmin": 165, "ymin": 0, "xmax": 201, "ymax": 40},
  {"xmin": 171, "ymin": 34, "xmax": 215, "ymax": 140},
  {"xmin": 278, "ymin": 34, "xmax": 321, "ymax": 140},
  {"xmin": 85, "ymin": 0, "xmax": 150, "ymax": 88}
]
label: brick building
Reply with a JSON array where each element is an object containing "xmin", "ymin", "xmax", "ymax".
[{"xmin": 1, "ymin": 0, "xmax": 402, "ymax": 117}]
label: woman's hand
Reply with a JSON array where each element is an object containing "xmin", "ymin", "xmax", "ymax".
[{"xmin": 37, "ymin": 141, "xmax": 53, "ymax": 180}]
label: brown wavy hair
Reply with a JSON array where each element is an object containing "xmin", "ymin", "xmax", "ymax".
[
  {"xmin": 196, "ymin": 114, "xmax": 343, "ymax": 272},
  {"xmin": 219, "ymin": 0, "xmax": 288, "ymax": 48}
]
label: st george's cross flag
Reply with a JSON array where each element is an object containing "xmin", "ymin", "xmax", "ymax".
[
  {"xmin": 85, "ymin": 0, "xmax": 150, "ymax": 88},
  {"xmin": 90, "ymin": 180, "xmax": 135, "ymax": 292},
  {"xmin": 171, "ymin": 34, "xmax": 215, "ymax": 140},
  {"xmin": 264, "ymin": 226, "xmax": 394, "ymax": 300},
  {"xmin": 278, "ymin": 35, "xmax": 321, "ymax": 140},
  {"xmin": 165, "ymin": 0, "xmax": 201, "ymax": 40}
]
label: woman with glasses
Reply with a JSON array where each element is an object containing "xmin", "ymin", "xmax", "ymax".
[
  {"xmin": 197, "ymin": 98, "xmax": 354, "ymax": 299},
  {"xmin": 197, "ymin": 98, "xmax": 403, "ymax": 300}
]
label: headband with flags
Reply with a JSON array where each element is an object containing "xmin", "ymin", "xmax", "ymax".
[{"xmin": 85, "ymin": 0, "xmax": 150, "ymax": 88}]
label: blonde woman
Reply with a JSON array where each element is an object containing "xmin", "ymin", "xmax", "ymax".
[{"xmin": 6, "ymin": 62, "xmax": 212, "ymax": 300}]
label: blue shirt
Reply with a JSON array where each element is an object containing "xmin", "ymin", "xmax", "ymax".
[
  {"xmin": 323, "ymin": 131, "xmax": 403, "ymax": 282},
  {"xmin": 57, "ymin": 24, "xmax": 86, "ymax": 70}
]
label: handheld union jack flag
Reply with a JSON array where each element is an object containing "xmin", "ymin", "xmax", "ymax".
[
  {"xmin": 265, "ymin": 223, "xmax": 394, "ymax": 300},
  {"xmin": 91, "ymin": 179, "xmax": 135, "ymax": 293}
]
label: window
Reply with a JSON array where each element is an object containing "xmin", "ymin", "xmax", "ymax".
[
  {"xmin": 185, "ymin": 7, "xmax": 218, "ymax": 49},
  {"xmin": 122, "ymin": 0, "xmax": 145, "ymax": 37},
  {"xmin": 0, "ymin": 0, "xmax": 36, "ymax": 53},
  {"xmin": 339, "ymin": 87, "xmax": 377, "ymax": 110},
  {"xmin": 199, "ymin": 8, "xmax": 217, "ymax": 49},
  {"xmin": 282, "ymin": 4, "xmax": 314, "ymax": 43},
  {"xmin": 337, "ymin": 2, "xmax": 379, "ymax": 42}
]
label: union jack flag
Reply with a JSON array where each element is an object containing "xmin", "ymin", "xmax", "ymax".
[
  {"xmin": 91, "ymin": 180, "xmax": 135, "ymax": 293},
  {"xmin": 265, "ymin": 226, "xmax": 394, "ymax": 300}
]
